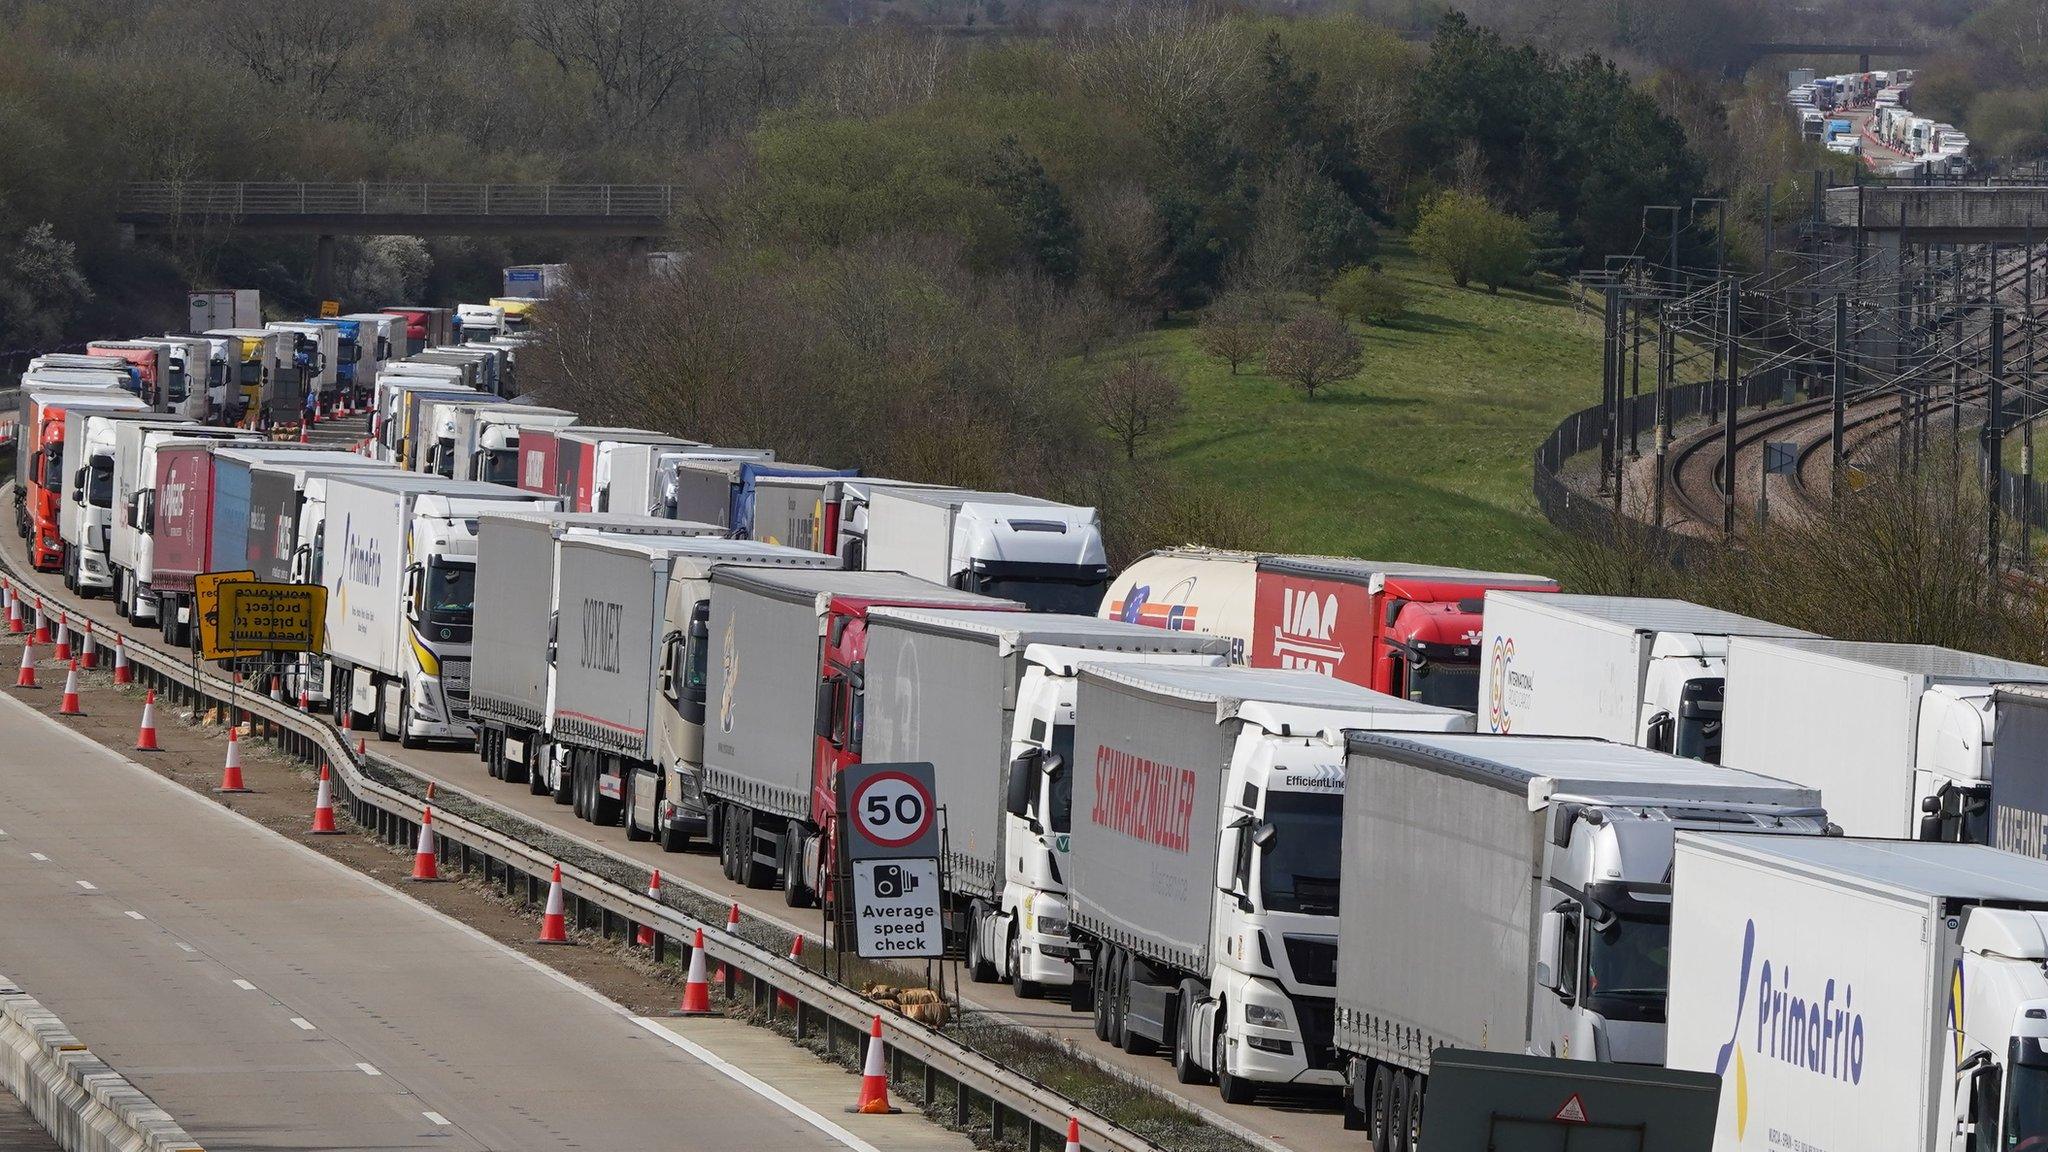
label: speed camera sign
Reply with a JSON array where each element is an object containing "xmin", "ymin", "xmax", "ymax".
[{"xmin": 841, "ymin": 762, "xmax": 940, "ymax": 861}]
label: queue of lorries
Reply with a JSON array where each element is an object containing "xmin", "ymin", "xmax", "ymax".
[{"xmin": 22, "ymin": 306, "xmax": 2048, "ymax": 1151}]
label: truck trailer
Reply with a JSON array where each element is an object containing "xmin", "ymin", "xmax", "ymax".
[
  {"xmin": 664, "ymin": 458, "xmax": 854, "ymax": 535},
  {"xmin": 864, "ymin": 487, "xmax": 1110, "ymax": 614},
  {"xmin": 701, "ymin": 568, "xmax": 1018, "ymax": 903},
  {"xmin": 1334, "ymin": 733, "xmax": 1829, "ymax": 1152},
  {"xmin": 59, "ymin": 409, "xmax": 184, "ymax": 596},
  {"xmin": 747, "ymin": 475, "xmax": 943, "ymax": 565},
  {"xmin": 857, "ymin": 608, "xmax": 1232, "ymax": 995},
  {"xmin": 1067, "ymin": 665, "xmax": 1471, "ymax": 1105},
  {"xmin": 444, "ymin": 403, "xmax": 576, "ymax": 485},
  {"xmin": 1478, "ymin": 592, "xmax": 1818, "ymax": 761},
  {"xmin": 111, "ymin": 426, "xmax": 261, "ymax": 623},
  {"xmin": 1721, "ymin": 637, "xmax": 2048, "ymax": 845},
  {"xmin": 150, "ymin": 440, "xmax": 335, "ymax": 646},
  {"xmin": 1666, "ymin": 835, "xmax": 2048, "ymax": 1152}
]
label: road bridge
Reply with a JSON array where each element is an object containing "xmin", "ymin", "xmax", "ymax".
[{"xmin": 1738, "ymin": 40, "xmax": 1937, "ymax": 71}]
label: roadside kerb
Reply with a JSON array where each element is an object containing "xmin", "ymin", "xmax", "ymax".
[{"xmin": 0, "ymin": 974, "xmax": 201, "ymax": 1152}]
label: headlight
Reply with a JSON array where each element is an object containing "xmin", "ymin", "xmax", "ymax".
[{"xmin": 1243, "ymin": 1003, "xmax": 1287, "ymax": 1027}]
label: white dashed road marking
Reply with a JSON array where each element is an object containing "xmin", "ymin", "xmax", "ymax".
[{"xmin": 289, "ymin": 1017, "xmax": 315, "ymax": 1031}]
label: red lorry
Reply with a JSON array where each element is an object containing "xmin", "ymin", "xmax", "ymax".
[
  {"xmin": 515, "ymin": 426, "xmax": 564, "ymax": 501},
  {"xmin": 22, "ymin": 390, "xmax": 145, "ymax": 571},
  {"xmin": 1103, "ymin": 550, "xmax": 1558, "ymax": 711},
  {"xmin": 700, "ymin": 568, "xmax": 1018, "ymax": 911}
]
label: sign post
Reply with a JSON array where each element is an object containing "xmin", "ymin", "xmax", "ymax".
[{"xmin": 839, "ymin": 762, "xmax": 943, "ymax": 961}]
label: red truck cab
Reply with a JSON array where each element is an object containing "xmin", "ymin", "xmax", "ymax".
[{"xmin": 24, "ymin": 393, "xmax": 145, "ymax": 570}]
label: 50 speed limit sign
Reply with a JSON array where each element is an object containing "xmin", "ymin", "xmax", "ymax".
[{"xmin": 841, "ymin": 762, "xmax": 940, "ymax": 861}]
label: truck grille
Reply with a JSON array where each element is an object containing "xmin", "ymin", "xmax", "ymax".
[
  {"xmin": 1283, "ymin": 935, "xmax": 1337, "ymax": 987},
  {"xmin": 1288, "ymin": 995, "xmax": 1341, "ymax": 1071},
  {"xmin": 443, "ymin": 660, "xmax": 471, "ymax": 719}
]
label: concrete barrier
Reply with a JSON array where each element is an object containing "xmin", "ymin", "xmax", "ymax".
[{"xmin": 0, "ymin": 975, "xmax": 200, "ymax": 1152}]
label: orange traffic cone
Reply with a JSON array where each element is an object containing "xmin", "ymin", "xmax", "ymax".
[
  {"xmin": 725, "ymin": 901, "xmax": 741, "ymax": 933},
  {"xmin": 298, "ymin": 423, "xmax": 309, "ymax": 444},
  {"xmin": 356, "ymin": 736, "xmax": 367, "ymax": 758},
  {"xmin": 298, "ymin": 683, "xmax": 310, "ymax": 713},
  {"xmin": 79, "ymin": 623, "xmax": 96, "ymax": 669},
  {"xmin": 410, "ymin": 808, "xmax": 440, "ymax": 880},
  {"xmin": 848, "ymin": 1015, "xmax": 899, "ymax": 1114},
  {"xmin": 311, "ymin": 763, "xmax": 339, "ymax": 834},
  {"xmin": 675, "ymin": 927, "xmax": 714, "ymax": 1015},
  {"xmin": 1064, "ymin": 1117, "xmax": 1082, "ymax": 1152},
  {"xmin": 112, "ymin": 636, "xmax": 131, "ymax": 685},
  {"xmin": 216, "ymin": 728, "xmax": 249, "ymax": 793},
  {"xmin": 777, "ymin": 935, "xmax": 804, "ymax": 1010},
  {"xmin": 7, "ymin": 592, "xmax": 21, "ymax": 635},
  {"xmin": 136, "ymin": 690, "xmax": 159, "ymax": 750},
  {"xmin": 537, "ymin": 863, "xmax": 570, "ymax": 943},
  {"xmin": 57, "ymin": 660, "xmax": 81, "ymax": 715},
  {"xmin": 636, "ymin": 871, "xmax": 661, "ymax": 947},
  {"xmin": 15, "ymin": 641, "xmax": 36, "ymax": 689},
  {"xmin": 32, "ymin": 598, "xmax": 48, "ymax": 645},
  {"xmin": 51, "ymin": 614, "xmax": 68, "ymax": 663}
]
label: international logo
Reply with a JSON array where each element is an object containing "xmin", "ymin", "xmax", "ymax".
[
  {"xmin": 1270, "ymin": 585, "xmax": 1342, "ymax": 673},
  {"xmin": 1111, "ymin": 579, "xmax": 1201, "ymax": 632},
  {"xmin": 1488, "ymin": 636, "xmax": 1515, "ymax": 732},
  {"xmin": 1713, "ymin": 919, "xmax": 1867, "ymax": 1142},
  {"xmin": 718, "ymin": 615, "xmax": 739, "ymax": 734}
]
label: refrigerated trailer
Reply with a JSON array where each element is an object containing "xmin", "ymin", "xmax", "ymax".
[
  {"xmin": 552, "ymin": 535, "xmax": 838, "ymax": 844},
  {"xmin": 865, "ymin": 487, "xmax": 1110, "ymax": 614},
  {"xmin": 1666, "ymin": 836, "xmax": 2048, "ymax": 1152},
  {"xmin": 111, "ymin": 426, "xmax": 261, "ymax": 623},
  {"xmin": 1068, "ymin": 665, "xmax": 1472, "ymax": 1105},
  {"xmin": 658, "ymin": 456, "xmax": 839, "ymax": 533},
  {"xmin": 858, "ymin": 608, "xmax": 1231, "ymax": 994},
  {"xmin": 1721, "ymin": 637, "xmax": 2048, "ymax": 844},
  {"xmin": 1334, "ymin": 733, "xmax": 1829, "ymax": 1152},
  {"xmin": 1478, "ymin": 592, "xmax": 1818, "ymax": 760}
]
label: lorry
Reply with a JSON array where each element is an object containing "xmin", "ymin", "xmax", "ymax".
[
  {"xmin": 373, "ymin": 380, "xmax": 481, "ymax": 469},
  {"xmin": 856, "ymin": 609, "xmax": 1232, "ymax": 995},
  {"xmin": 304, "ymin": 317, "xmax": 379, "ymax": 412},
  {"xmin": 382, "ymin": 306, "xmax": 454, "ymax": 355},
  {"xmin": 111, "ymin": 425, "xmax": 261, "ymax": 622},
  {"xmin": 1104, "ymin": 550, "xmax": 1559, "ymax": 709},
  {"xmin": 456, "ymin": 303, "xmax": 504, "ymax": 343},
  {"xmin": 702, "ymin": 568, "xmax": 1018, "ymax": 902},
  {"xmin": 59, "ymin": 409, "xmax": 186, "ymax": 596},
  {"xmin": 1478, "ymin": 593, "xmax": 1818, "ymax": 761},
  {"xmin": 470, "ymin": 512, "xmax": 722, "ymax": 797},
  {"xmin": 85, "ymin": 341, "xmax": 183, "ymax": 412},
  {"xmin": 663, "ymin": 458, "xmax": 853, "ymax": 535},
  {"xmin": 747, "ymin": 475, "xmax": 942, "ymax": 565},
  {"xmin": 203, "ymin": 328, "xmax": 295, "ymax": 426},
  {"xmin": 1721, "ymin": 638, "xmax": 2048, "ymax": 845},
  {"xmin": 188, "ymin": 289, "xmax": 260, "ymax": 332},
  {"xmin": 1065, "ymin": 666, "xmax": 1471, "ymax": 1105},
  {"xmin": 157, "ymin": 336, "xmax": 226, "ymax": 422},
  {"xmin": 321, "ymin": 474, "xmax": 558, "ymax": 746},
  {"xmin": 864, "ymin": 487, "xmax": 1110, "ymax": 614},
  {"xmin": 488, "ymin": 297, "xmax": 539, "ymax": 334},
  {"xmin": 554, "ymin": 428, "xmax": 699, "ymax": 514},
  {"xmin": 1665, "ymin": 835, "xmax": 2048, "ymax": 1152},
  {"xmin": 206, "ymin": 447, "xmax": 361, "ymax": 598},
  {"xmin": 1333, "ymin": 733, "xmax": 1831, "ymax": 1150},
  {"xmin": 439, "ymin": 402, "xmax": 576, "ymax": 484},
  {"xmin": 267, "ymin": 322, "xmax": 339, "ymax": 415},
  {"xmin": 553, "ymin": 535, "xmax": 838, "ymax": 842},
  {"xmin": 24, "ymin": 389, "xmax": 147, "ymax": 572}
]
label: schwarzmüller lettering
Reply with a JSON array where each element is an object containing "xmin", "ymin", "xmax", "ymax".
[{"xmin": 1089, "ymin": 746, "xmax": 1197, "ymax": 853}]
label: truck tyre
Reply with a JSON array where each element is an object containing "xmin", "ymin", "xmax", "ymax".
[
  {"xmin": 1090, "ymin": 955, "xmax": 1114, "ymax": 1042},
  {"xmin": 718, "ymin": 808, "xmax": 739, "ymax": 881},
  {"xmin": 528, "ymin": 752, "xmax": 551, "ymax": 796},
  {"xmin": 781, "ymin": 829, "xmax": 813, "ymax": 907},
  {"xmin": 399, "ymin": 686, "xmax": 424, "ymax": 750},
  {"xmin": 1341, "ymin": 1061, "xmax": 1369, "ymax": 1131},
  {"xmin": 114, "ymin": 572, "xmax": 129, "ymax": 618},
  {"xmin": 1215, "ymin": 1021, "xmax": 1255, "ymax": 1105},
  {"xmin": 1389, "ymin": 1072, "xmax": 1415, "ymax": 1152},
  {"xmin": 592, "ymin": 759, "xmax": 621, "ymax": 826},
  {"xmin": 739, "ymin": 812, "xmax": 775, "ymax": 889},
  {"xmin": 1008, "ymin": 928, "xmax": 1042, "ymax": 999},
  {"xmin": 485, "ymin": 733, "xmax": 501, "ymax": 780},
  {"xmin": 965, "ymin": 903, "xmax": 997, "ymax": 983},
  {"xmin": 1118, "ymin": 959, "xmax": 1157, "ymax": 1057},
  {"xmin": 1172, "ymin": 980, "xmax": 1210, "ymax": 1084},
  {"xmin": 624, "ymin": 774, "xmax": 651, "ymax": 841},
  {"xmin": 553, "ymin": 754, "xmax": 573, "ymax": 806},
  {"xmin": 1370, "ymin": 1065, "xmax": 1394, "ymax": 1152},
  {"xmin": 659, "ymin": 818, "xmax": 689, "ymax": 854}
]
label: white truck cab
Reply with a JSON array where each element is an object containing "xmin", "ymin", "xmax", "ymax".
[{"xmin": 865, "ymin": 487, "xmax": 1111, "ymax": 614}]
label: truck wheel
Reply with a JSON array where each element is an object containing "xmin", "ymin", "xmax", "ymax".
[
  {"xmin": 659, "ymin": 818, "xmax": 689, "ymax": 854},
  {"xmin": 485, "ymin": 733, "xmax": 501, "ymax": 780},
  {"xmin": 1389, "ymin": 1072, "xmax": 1414, "ymax": 1152},
  {"xmin": 1370, "ymin": 1065, "xmax": 1394, "ymax": 1152},
  {"xmin": 114, "ymin": 572, "xmax": 129, "ymax": 617},
  {"xmin": 1172, "ymin": 980, "xmax": 1209, "ymax": 1084},
  {"xmin": 965, "ymin": 903, "xmax": 997, "ymax": 983},
  {"xmin": 1215, "ymin": 1022, "xmax": 1255, "ymax": 1105},
  {"xmin": 739, "ymin": 813, "xmax": 775, "ymax": 889},
  {"xmin": 781, "ymin": 829, "xmax": 813, "ymax": 907},
  {"xmin": 528, "ymin": 751, "xmax": 551, "ymax": 796},
  {"xmin": 1117, "ymin": 958, "xmax": 1157, "ymax": 1057},
  {"xmin": 399, "ymin": 686, "xmax": 424, "ymax": 750},
  {"xmin": 1341, "ymin": 1061, "xmax": 1369, "ymax": 1131},
  {"xmin": 1090, "ymin": 954, "xmax": 1114, "ymax": 1042},
  {"xmin": 553, "ymin": 754, "xmax": 573, "ymax": 806},
  {"xmin": 592, "ymin": 761, "xmax": 621, "ymax": 827},
  {"xmin": 1008, "ymin": 929, "xmax": 1042, "ymax": 1000}
]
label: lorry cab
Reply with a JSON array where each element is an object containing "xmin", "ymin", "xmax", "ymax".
[
  {"xmin": 304, "ymin": 317, "xmax": 369, "ymax": 407},
  {"xmin": 864, "ymin": 488, "xmax": 1111, "ymax": 614},
  {"xmin": 86, "ymin": 341, "xmax": 181, "ymax": 410},
  {"xmin": 63, "ymin": 410, "xmax": 184, "ymax": 596},
  {"xmin": 204, "ymin": 328, "xmax": 293, "ymax": 426},
  {"xmin": 381, "ymin": 306, "xmax": 453, "ymax": 356},
  {"xmin": 454, "ymin": 404, "xmax": 576, "ymax": 485},
  {"xmin": 25, "ymin": 389, "xmax": 146, "ymax": 571},
  {"xmin": 267, "ymin": 322, "xmax": 339, "ymax": 411},
  {"xmin": 164, "ymin": 335, "xmax": 237, "ymax": 421},
  {"xmin": 456, "ymin": 304, "xmax": 504, "ymax": 344},
  {"xmin": 487, "ymin": 297, "xmax": 538, "ymax": 335}
]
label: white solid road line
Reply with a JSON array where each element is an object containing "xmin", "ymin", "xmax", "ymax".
[
  {"xmin": 0, "ymin": 687, "xmax": 912, "ymax": 1152},
  {"xmin": 232, "ymin": 980, "xmax": 256, "ymax": 991},
  {"xmin": 175, "ymin": 942, "xmax": 195, "ymax": 953}
]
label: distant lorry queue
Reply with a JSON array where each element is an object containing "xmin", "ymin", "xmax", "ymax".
[{"xmin": 23, "ymin": 282, "xmax": 2048, "ymax": 1152}]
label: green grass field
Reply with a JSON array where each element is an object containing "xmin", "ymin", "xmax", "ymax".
[{"xmin": 1120, "ymin": 243, "xmax": 1605, "ymax": 573}]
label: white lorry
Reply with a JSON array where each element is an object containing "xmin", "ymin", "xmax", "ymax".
[
  {"xmin": 110, "ymin": 425, "xmax": 260, "ymax": 622},
  {"xmin": 1335, "ymin": 733, "xmax": 1831, "ymax": 1151},
  {"xmin": 321, "ymin": 474, "xmax": 557, "ymax": 747},
  {"xmin": 864, "ymin": 487, "xmax": 1111, "ymax": 614},
  {"xmin": 857, "ymin": 608, "xmax": 1232, "ymax": 995},
  {"xmin": 553, "ymin": 535, "xmax": 837, "ymax": 842},
  {"xmin": 1722, "ymin": 638, "xmax": 2048, "ymax": 845},
  {"xmin": 747, "ymin": 475, "xmax": 944, "ymax": 566},
  {"xmin": 443, "ymin": 402, "xmax": 576, "ymax": 485},
  {"xmin": 456, "ymin": 303, "xmax": 504, "ymax": 343},
  {"xmin": 1666, "ymin": 834, "xmax": 2048, "ymax": 1152},
  {"xmin": 61, "ymin": 410, "xmax": 189, "ymax": 596},
  {"xmin": 1066, "ymin": 665, "xmax": 1471, "ymax": 1105},
  {"xmin": 1479, "ymin": 593, "xmax": 1818, "ymax": 761}
]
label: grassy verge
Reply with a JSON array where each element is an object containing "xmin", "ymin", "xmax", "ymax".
[{"xmin": 1112, "ymin": 243, "xmax": 1607, "ymax": 573}]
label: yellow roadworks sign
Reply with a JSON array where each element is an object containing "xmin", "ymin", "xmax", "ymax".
[
  {"xmin": 195, "ymin": 571, "xmax": 259, "ymax": 661},
  {"xmin": 216, "ymin": 582, "xmax": 326, "ymax": 654}
]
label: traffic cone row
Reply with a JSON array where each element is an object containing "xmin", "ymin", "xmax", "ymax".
[
  {"xmin": 136, "ymin": 690, "xmax": 159, "ymax": 750},
  {"xmin": 310, "ymin": 763, "xmax": 339, "ymax": 834},
  {"xmin": 675, "ymin": 927, "xmax": 713, "ymax": 1015},
  {"xmin": 216, "ymin": 727, "xmax": 248, "ymax": 793},
  {"xmin": 849, "ymin": 1015, "xmax": 899, "ymax": 1114},
  {"xmin": 410, "ymin": 808, "xmax": 439, "ymax": 881},
  {"xmin": 636, "ymin": 871, "xmax": 661, "ymax": 948},
  {"xmin": 57, "ymin": 660, "xmax": 81, "ymax": 716},
  {"xmin": 536, "ymin": 863, "xmax": 569, "ymax": 943}
]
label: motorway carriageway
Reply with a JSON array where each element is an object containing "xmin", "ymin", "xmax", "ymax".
[
  {"xmin": 6, "ymin": 415, "xmax": 1340, "ymax": 1152},
  {"xmin": 0, "ymin": 591, "xmax": 975, "ymax": 1150}
]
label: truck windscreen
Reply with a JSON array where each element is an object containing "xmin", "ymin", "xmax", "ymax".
[
  {"xmin": 1586, "ymin": 910, "xmax": 1670, "ymax": 1014},
  {"xmin": 972, "ymin": 565, "xmax": 1110, "ymax": 615},
  {"xmin": 482, "ymin": 448, "xmax": 518, "ymax": 487},
  {"xmin": 1049, "ymin": 724, "xmax": 1075, "ymax": 834},
  {"xmin": 1409, "ymin": 659, "xmax": 1477, "ymax": 710},
  {"xmin": 1261, "ymin": 791, "xmax": 1342, "ymax": 915},
  {"xmin": 2005, "ymin": 1041, "xmax": 2048, "ymax": 1149},
  {"xmin": 426, "ymin": 561, "xmax": 475, "ymax": 624},
  {"xmin": 88, "ymin": 457, "xmax": 113, "ymax": 507}
]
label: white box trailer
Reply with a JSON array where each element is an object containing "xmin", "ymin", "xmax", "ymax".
[
  {"xmin": 865, "ymin": 487, "xmax": 1111, "ymax": 614},
  {"xmin": 1666, "ymin": 835, "xmax": 2048, "ymax": 1152},
  {"xmin": 1478, "ymin": 592, "xmax": 1817, "ymax": 759},
  {"xmin": 551, "ymin": 535, "xmax": 837, "ymax": 835},
  {"xmin": 1335, "ymin": 734, "xmax": 1829, "ymax": 1150},
  {"xmin": 1722, "ymin": 638, "xmax": 2048, "ymax": 843}
]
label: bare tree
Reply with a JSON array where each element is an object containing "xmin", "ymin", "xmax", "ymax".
[
  {"xmin": 1266, "ymin": 309, "xmax": 1363, "ymax": 399},
  {"xmin": 1094, "ymin": 356, "xmax": 1186, "ymax": 461},
  {"xmin": 1068, "ymin": 4, "xmax": 1248, "ymax": 148},
  {"xmin": 1076, "ymin": 182, "xmax": 1170, "ymax": 316},
  {"xmin": 520, "ymin": 0, "xmax": 717, "ymax": 136},
  {"xmin": 1194, "ymin": 292, "xmax": 1272, "ymax": 375},
  {"xmin": 219, "ymin": 0, "xmax": 369, "ymax": 107}
]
